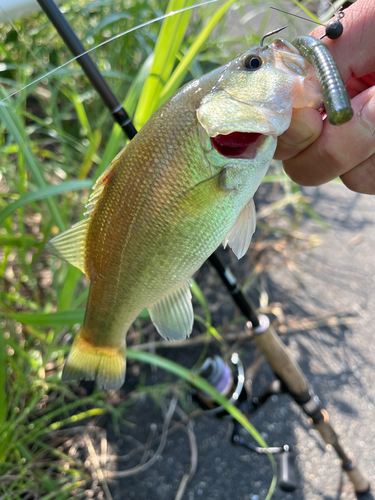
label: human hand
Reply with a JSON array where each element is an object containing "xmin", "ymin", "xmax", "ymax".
[{"xmin": 274, "ymin": 0, "xmax": 375, "ymax": 194}]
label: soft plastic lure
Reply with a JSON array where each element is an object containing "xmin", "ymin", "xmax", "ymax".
[
  {"xmin": 270, "ymin": 3, "xmax": 353, "ymax": 126},
  {"xmin": 292, "ymin": 35, "xmax": 353, "ymax": 125}
]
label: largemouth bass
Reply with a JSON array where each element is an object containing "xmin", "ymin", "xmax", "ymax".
[{"xmin": 47, "ymin": 38, "xmax": 324, "ymax": 390}]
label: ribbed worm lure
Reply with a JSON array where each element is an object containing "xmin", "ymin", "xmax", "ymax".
[
  {"xmin": 292, "ymin": 35, "xmax": 353, "ymax": 125},
  {"xmin": 271, "ymin": 3, "xmax": 353, "ymax": 126}
]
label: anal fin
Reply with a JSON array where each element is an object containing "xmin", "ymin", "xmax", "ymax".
[
  {"xmin": 62, "ymin": 331, "xmax": 126, "ymax": 391},
  {"xmin": 148, "ymin": 281, "xmax": 193, "ymax": 341},
  {"xmin": 222, "ymin": 198, "xmax": 256, "ymax": 259}
]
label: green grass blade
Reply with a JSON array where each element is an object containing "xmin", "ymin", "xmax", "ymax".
[
  {"xmin": 38, "ymin": 481, "xmax": 86, "ymax": 500},
  {"xmin": 0, "ymin": 180, "xmax": 92, "ymax": 226},
  {"xmin": 193, "ymin": 314, "xmax": 225, "ymax": 344},
  {"xmin": 78, "ymin": 129, "xmax": 102, "ymax": 179},
  {"xmin": 123, "ymin": 54, "xmax": 155, "ymax": 118},
  {"xmin": 6, "ymin": 309, "xmax": 85, "ymax": 326},
  {"xmin": 0, "ymin": 318, "xmax": 6, "ymax": 424},
  {"xmin": 6, "ymin": 308, "xmax": 150, "ymax": 326},
  {"xmin": 0, "ymin": 101, "xmax": 65, "ymax": 231},
  {"xmin": 291, "ymin": 0, "xmax": 320, "ymax": 24},
  {"xmin": 47, "ymin": 408, "xmax": 106, "ymax": 432},
  {"xmin": 159, "ymin": 1, "xmax": 195, "ymax": 85},
  {"xmin": 262, "ymin": 174, "xmax": 289, "ymax": 183},
  {"xmin": 94, "ymin": 54, "xmax": 154, "ymax": 179},
  {"xmin": 191, "ymin": 279, "xmax": 211, "ymax": 327},
  {"xmin": 60, "ymin": 88, "xmax": 92, "ymax": 139},
  {"xmin": 300, "ymin": 200, "xmax": 330, "ymax": 229},
  {"xmin": 58, "ymin": 266, "xmax": 84, "ymax": 311},
  {"xmin": 5, "ymin": 338, "xmax": 41, "ymax": 371},
  {"xmin": 0, "ymin": 235, "xmax": 38, "ymax": 247},
  {"xmin": 157, "ymin": 0, "xmax": 237, "ymax": 106},
  {"xmin": 134, "ymin": 0, "xmax": 194, "ymax": 127}
]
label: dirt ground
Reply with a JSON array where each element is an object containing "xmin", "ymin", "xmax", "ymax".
[{"xmin": 101, "ymin": 180, "xmax": 375, "ymax": 500}]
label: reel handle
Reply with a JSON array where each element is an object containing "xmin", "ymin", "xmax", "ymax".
[{"xmin": 279, "ymin": 450, "xmax": 298, "ymax": 492}]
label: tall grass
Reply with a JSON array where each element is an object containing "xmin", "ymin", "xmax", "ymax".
[{"xmin": 0, "ymin": 0, "xmax": 320, "ymax": 497}]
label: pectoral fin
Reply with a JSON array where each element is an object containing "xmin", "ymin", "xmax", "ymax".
[
  {"xmin": 175, "ymin": 169, "xmax": 229, "ymax": 218},
  {"xmin": 222, "ymin": 198, "xmax": 256, "ymax": 259},
  {"xmin": 148, "ymin": 281, "xmax": 193, "ymax": 341}
]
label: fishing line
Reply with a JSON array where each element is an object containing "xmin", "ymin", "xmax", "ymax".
[
  {"xmin": 0, "ymin": 0, "xmax": 220, "ymax": 104},
  {"xmin": 270, "ymin": 7, "xmax": 323, "ymax": 26}
]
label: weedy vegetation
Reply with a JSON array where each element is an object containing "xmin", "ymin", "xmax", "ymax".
[{"xmin": 0, "ymin": 0, "xmax": 329, "ymax": 498}]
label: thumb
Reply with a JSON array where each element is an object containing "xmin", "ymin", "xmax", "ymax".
[{"xmin": 274, "ymin": 107, "xmax": 323, "ymax": 161}]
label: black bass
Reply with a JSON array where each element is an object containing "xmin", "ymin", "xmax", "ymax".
[{"xmin": 47, "ymin": 38, "xmax": 328, "ymax": 390}]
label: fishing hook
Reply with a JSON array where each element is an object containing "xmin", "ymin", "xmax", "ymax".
[{"xmin": 260, "ymin": 25, "xmax": 288, "ymax": 47}]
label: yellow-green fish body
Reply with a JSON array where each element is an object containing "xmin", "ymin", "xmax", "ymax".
[{"xmin": 47, "ymin": 39, "xmax": 323, "ymax": 390}]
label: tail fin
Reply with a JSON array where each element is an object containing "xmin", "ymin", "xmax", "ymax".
[{"xmin": 62, "ymin": 331, "xmax": 126, "ymax": 390}]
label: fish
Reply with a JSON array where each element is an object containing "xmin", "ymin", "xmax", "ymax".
[{"xmin": 46, "ymin": 38, "xmax": 323, "ymax": 390}]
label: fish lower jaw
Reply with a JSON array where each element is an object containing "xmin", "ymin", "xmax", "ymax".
[{"xmin": 210, "ymin": 131, "xmax": 268, "ymax": 160}]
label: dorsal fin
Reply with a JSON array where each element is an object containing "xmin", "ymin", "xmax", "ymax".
[
  {"xmin": 46, "ymin": 151, "xmax": 123, "ymax": 273},
  {"xmin": 84, "ymin": 150, "xmax": 122, "ymax": 219}
]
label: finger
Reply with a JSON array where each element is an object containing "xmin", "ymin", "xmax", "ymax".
[
  {"xmin": 274, "ymin": 107, "xmax": 323, "ymax": 161},
  {"xmin": 283, "ymin": 86, "xmax": 375, "ymax": 187},
  {"xmin": 346, "ymin": 76, "xmax": 373, "ymax": 98},
  {"xmin": 340, "ymin": 155, "xmax": 375, "ymax": 194},
  {"xmin": 310, "ymin": 0, "xmax": 375, "ymax": 81}
]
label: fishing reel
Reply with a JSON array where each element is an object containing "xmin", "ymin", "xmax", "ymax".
[
  {"xmin": 191, "ymin": 354, "xmax": 298, "ymax": 493},
  {"xmin": 193, "ymin": 353, "xmax": 246, "ymax": 415}
]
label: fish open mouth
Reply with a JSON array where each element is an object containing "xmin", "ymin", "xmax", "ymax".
[{"xmin": 210, "ymin": 131, "xmax": 264, "ymax": 159}]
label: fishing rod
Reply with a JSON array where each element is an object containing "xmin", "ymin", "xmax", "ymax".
[{"xmin": 35, "ymin": 0, "xmax": 370, "ymax": 494}]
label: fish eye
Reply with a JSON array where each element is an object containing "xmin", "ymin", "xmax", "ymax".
[{"xmin": 243, "ymin": 54, "xmax": 262, "ymax": 71}]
